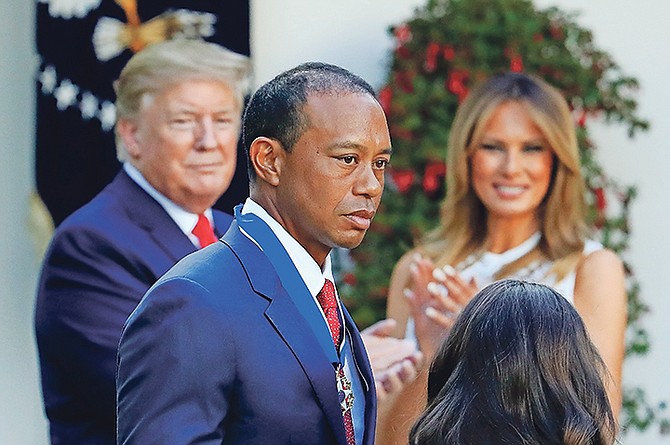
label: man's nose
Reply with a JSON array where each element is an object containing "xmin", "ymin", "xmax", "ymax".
[
  {"xmin": 196, "ymin": 117, "xmax": 217, "ymax": 149},
  {"xmin": 353, "ymin": 163, "xmax": 383, "ymax": 198}
]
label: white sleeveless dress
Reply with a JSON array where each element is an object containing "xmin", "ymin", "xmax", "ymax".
[
  {"xmin": 405, "ymin": 233, "xmax": 602, "ymax": 339},
  {"xmin": 452, "ymin": 232, "xmax": 603, "ymax": 303}
]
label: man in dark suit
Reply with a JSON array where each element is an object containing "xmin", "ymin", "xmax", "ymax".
[
  {"xmin": 34, "ymin": 40, "xmax": 251, "ymax": 445},
  {"xmin": 117, "ymin": 62, "xmax": 395, "ymax": 445}
]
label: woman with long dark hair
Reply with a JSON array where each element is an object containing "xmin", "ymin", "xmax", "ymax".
[{"xmin": 410, "ymin": 279, "xmax": 616, "ymax": 445}]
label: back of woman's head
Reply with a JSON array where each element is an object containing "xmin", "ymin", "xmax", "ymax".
[{"xmin": 410, "ymin": 279, "xmax": 616, "ymax": 445}]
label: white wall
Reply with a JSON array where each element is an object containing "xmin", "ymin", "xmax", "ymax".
[
  {"xmin": 0, "ymin": 0, "xmax": 50, "ymax": 443},
  {"xmin": 1, "ymin": 1, "xmax": 667, "ymax": 443},
  {"xmin": 250, "ymin": 1, "xmax": 425, "ymax": 88}
]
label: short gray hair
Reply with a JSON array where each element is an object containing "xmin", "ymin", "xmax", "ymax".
[{"xmin": 114, "ymin": 39, "xmax": 252, "ymax": 161}]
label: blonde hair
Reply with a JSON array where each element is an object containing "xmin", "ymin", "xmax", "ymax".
[
  {"xmin": 113, "ymin": 39, "xmax": 252, "ymax": 160},
  {"xmin": 422, "ymin": 72, "xmax": 588, "ymax": 280}
]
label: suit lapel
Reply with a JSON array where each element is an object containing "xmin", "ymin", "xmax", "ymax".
[
  {"xmin": 342, "ymin": 307, "xmax": 377, "ymax": 445},
  {"xmin": 113, "ymin": 170, "xmax": 197, "ymax": 262},
  {"xmin": 265, "ymin": 294, "xmax": 348, "ymax": 445},
  {"xmin": 223, "ymin": 224, "xmax": 348, "ymax": 445}
]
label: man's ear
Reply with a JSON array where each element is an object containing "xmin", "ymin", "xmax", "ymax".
[
  {"xmin": 116, "ymin": 118, "xmax": 141, "ymax": 159},
  {"xmin": 249, "ymin": 137, "xmax": 284, "ymax": 186}
]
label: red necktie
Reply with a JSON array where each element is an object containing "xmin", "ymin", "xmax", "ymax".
[
  {"xmin": 317, "ymin": 279, "xmax": 356, "ymax": 445},
  {"xmin": 192, "ymin": 214, "xmax": 218, "ymax": 248}
]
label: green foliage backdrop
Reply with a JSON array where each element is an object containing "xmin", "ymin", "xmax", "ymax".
[{"xmin": 337, "ymin": 0, "xmax": 667, "ymax": 435}]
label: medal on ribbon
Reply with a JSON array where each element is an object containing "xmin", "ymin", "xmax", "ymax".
[{"xmin": 336, "ymin": 363, "xmax": 355, "ymax": 415}]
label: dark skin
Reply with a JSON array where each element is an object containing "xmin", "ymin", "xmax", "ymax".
[
  {"xmin": 248, "ymin": 92, "xmax": 392, "ymax": 267},
  {"xmin": 249, "ymin": 91, "xmax": 425, "ymax": 408}
]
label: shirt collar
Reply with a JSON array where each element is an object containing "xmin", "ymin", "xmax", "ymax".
[
  {"xmin": 241, "ymin": 198, "xmax": 333, "ymax": 298},
  {"xmin": 123, "ymin": 162, "xmax": 212, "ymax": 246}
]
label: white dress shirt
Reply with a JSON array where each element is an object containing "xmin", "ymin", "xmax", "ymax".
[{"xmin": 123, "ymin": 162, "xmax": 213, "ymax": 248}]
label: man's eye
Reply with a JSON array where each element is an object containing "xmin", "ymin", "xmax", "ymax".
[
  {"xmin": 171, "ymin": 118, "xmax": 195, "ymax": 127},
  {"xmin": 341, "ymin": 156, "xmax": 356, "ymax": 164},
  {"xmin": 215, "ymin": 117, "xmax": 233, "ymax": 125},
  {"xmin": 374, "ymin": 159, "xmax": 389, "ymax": 169}
]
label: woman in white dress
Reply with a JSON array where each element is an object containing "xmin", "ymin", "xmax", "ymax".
[{"xmin": 377, "ymin": 72, "xmax": 626, "ymax": 445}]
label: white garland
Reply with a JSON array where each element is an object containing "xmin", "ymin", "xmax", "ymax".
[
  {"xmin": 38, "ymin": 0, "xmax": 102, "ymax": 20},
  {"xmin": 38, "ymin": 63, "xmax": 116, "ymax": 131}
]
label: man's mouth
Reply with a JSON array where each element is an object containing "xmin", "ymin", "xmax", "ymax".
[{"xmin": 344, "ymin": 209, "xmax": 375, "ymax": 230}]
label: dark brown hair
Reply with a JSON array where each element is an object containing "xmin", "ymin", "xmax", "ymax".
[{"xmin": 410, "ymin": 279, "xmax": 616, "ymax": 445}]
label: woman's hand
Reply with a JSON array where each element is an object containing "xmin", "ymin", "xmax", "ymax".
[
  {"xmin": 404, "ymin": 255, "xmax": 480, "ymax": 360},
  {"xmin": 424, "ymin": 265, "xmax": 478, "ymax": 329}
]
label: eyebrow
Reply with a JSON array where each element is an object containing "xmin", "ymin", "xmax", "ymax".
[
  {"xmin": 329, "ymin": 141, "xmax": 393, "ymax": 155},
  {"xmin": 168, "ymin": 107, "xmax": 238, "ymax": 114},
  {"xmin": 479, "ymin": 137, "xmax": 547, "ymax": 145}
]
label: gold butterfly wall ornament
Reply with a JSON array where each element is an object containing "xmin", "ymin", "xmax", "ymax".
[{"xmin": 92, "ymin": 0, "xmax": 217, "ymax": 61}]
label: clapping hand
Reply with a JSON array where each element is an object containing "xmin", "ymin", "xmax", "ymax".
[
  {"xmin": 361, "ymin": 319, "xmax": 423, "ymax": 402},
  {"xmin": 423, "ymin": 263, "xmax": 478, "ymax": 329},
  {"xmin": 403, "ymin": 253, "xmax": 478, "ymax": 360}
]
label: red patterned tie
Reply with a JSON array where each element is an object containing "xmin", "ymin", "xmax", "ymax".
[
  {"xmin": 192, "ymin": 214, "xmax": 218, "ymax": 248},
  {"xmin": 317, "ymin": 279, "xmax": 356, "ymax": 445}
]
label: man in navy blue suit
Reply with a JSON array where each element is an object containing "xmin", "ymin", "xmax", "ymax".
[
  {"xmin": 117, "ymin": 63, "xmax": 396, "ymax": 445},
  {"xmin": 34, "ymin": 40, "xmax": 251, "ymax": 445}
]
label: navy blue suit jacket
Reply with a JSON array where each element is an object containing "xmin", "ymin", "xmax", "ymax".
[
  {"xmin": 117, "ymin": 220, "xmax": 377, "ymax": 445},
  {"xmin": 34, "ymin": 170, "xmax": 232, "ymax": 445}
]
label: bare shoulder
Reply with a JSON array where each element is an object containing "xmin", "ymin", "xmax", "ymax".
[
  {"xmin": 578, "ymin": 247, "xmax": 624, "ymax": 279},
  {"xmin": 574, "ymin": 247, "xmax": 626, "ymax": 309}
]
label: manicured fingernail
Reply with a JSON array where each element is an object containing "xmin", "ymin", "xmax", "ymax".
[
  {"xmin": 409, "ymin": 262, "xmax": 418, "ymax": 274},
  {"xmin": 403, "ymin": 288, "xmax": 414, "ymax": 299},
  {"xmin": 427, "ymin": 282, "xmax": 448, "ymax": 298},
  {"xmin": 442, "ymin": 265, "xmax": 456, "ymax": 276},
  {"xmin": 425, "ymin": 306, "xmax": 440, "ymax": 318},
  {"xmin": 432, "ymin": 268, "xmax": 447, "ymax": 281}
]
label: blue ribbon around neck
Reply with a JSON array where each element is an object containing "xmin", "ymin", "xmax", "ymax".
[{"xmin": 234, "ymin": 205, "xmax": 340, "ymax": 365}]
